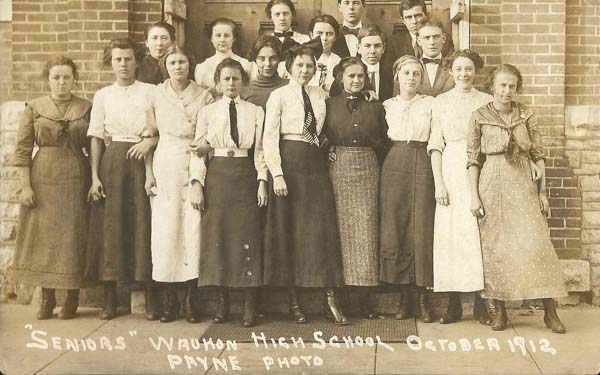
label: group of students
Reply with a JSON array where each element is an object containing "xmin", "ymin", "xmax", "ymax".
[{"xmin": 9, "ymin": 0, "xmax": 568, "ymax": 334}]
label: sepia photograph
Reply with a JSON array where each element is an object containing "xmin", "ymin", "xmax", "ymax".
[{"xmin": 0, "ymin": 0, "xmax": 599, "ymax": 374}]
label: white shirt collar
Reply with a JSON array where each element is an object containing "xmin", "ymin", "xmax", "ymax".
[
  {"xmin": 422, "ymin": 52, "xmax": 442, "ymax": 60},
  {"xmin": 363, "ymin": 61, "xmax": 380, "ymax": 73},
  {"xmin": 215, "ymin": 50, "xmax": 234, "ymax": 59},
  {"xmin": 221, "ymin": 95, "xmax": 240, "ymax": 104},
  {"xmin": 343, "ymin": 21, "xmax": 362, "ymax": 30}
]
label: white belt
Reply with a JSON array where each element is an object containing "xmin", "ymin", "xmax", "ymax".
[
  {"xmin": 108, "ymin": 135, "xmax": 142, "ymax": 143},
  {"xmin": 213, "ymin": 148, "xmax": 249, "ymax": 157},
  {"xmin": 281, "ymin": 134, "xmax": 306, "ymax": 142}
]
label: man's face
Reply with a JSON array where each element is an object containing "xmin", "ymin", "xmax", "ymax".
[
  {"xmin": 338, "ymin": 0, "xmax": 365, "ymax": 26},
  {"xmin": 417, "ymin": 25, "xmax": 445, "ymax": 58},
  {"xmin": 358, "ymin": 35, "xmax": 385, "ymax": 65},
  {"xmin": 402, "ymin": 5, "xmax": 427, "ymax": 34}
]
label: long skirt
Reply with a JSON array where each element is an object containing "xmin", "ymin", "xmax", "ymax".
[
  {"xmin": 151, "ymin": 136, "xmax": 200, "ymax": 283},
  {"xmin": 9, "ymin": 147, "xmax": 90, "ymax": 289},
  {"xmin": 329, "ymin": 146, "xmax": 379, "ymax": 286},
  {"xmin": 479, "ymin": 154, "xmax": 567, "ymax": 300},
  {"xmin": 85, "ymin": 141, "xmax": 152, "ymax": 282},
  {"xmin": 433, "ymin": 140, "xmax": 484, "ymax": 292},
  {"xmin": 379, "ymin": 141, "xmax": 435, "ymax": 287},
  {"xmin": 264, "ymin": 140, "xmax": 344, "ymax": 288},
  {"xmin": 198, "ymin": 157, "xmax": 263, "ymax": 288}
]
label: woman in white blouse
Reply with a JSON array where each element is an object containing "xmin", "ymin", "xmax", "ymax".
[
  {"xmin": 379, "ymin": 55, "xmax": 436, "ymax": 323},
  {"xmin": 189, "ymin": 58, "xmax": 267, "ymax": 328},
  {"xmin": 307, "ymin": 14, "xmax": 342, "ymax": 92},
  {"xmin": 143, "ymin": 46, "xmax": 214, "ymax": 324},
  {"xmin": 194, "ymin": 18, "xmax": 252, "ymax": 95},
  {"xmin": 263, "ymin": 45, "xmax": 348, "ymax": 325}
]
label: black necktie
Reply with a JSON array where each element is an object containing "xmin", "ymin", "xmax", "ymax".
[
  {"xmin": 422, "ymin": 57, "xmax": 442, "ymax": 65},
  {"xmin": 274, "ymin": 31, "xmax": 294, "ymax": 38},
  {"xmin": 229, "ymin": 99, "xmax": 238, "ymax": 147},
  {"xmin": 342, "ymin": 26, "xmax": 360, "ymax": 37},
  {"xmin": 301, "ymin": 87, "xmax": 319, "ymax": 147}
]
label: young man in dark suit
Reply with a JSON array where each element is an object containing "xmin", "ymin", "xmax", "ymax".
[
  {"xmin": 417, "ymin": 19, "xmax": 454, "ymax": 97},
  {"xmin": 357, "ymin": 25, "xmax": 394, "ymax": 101}
]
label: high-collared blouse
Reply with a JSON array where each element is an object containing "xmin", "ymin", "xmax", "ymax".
[
  {"xmin": 383, "ymin": 94, "xmax": 435, "ymax": 142},
  {"xmin": 263, "ymin": 79, "xmax": 328, "ymax": 177},
  {"xmin": 308, "ymin": 53, "xmax": 341, "ymax": 91},
  {"xmin": 467, "ymin": 101, "xmax": 545, "ymax": 168},
  {"xmin": 14, "ymin": 95, "xmax": 91, "ymax": 167},
  {"xmin": 137, "ymin": 54, "xmax": 168, "ymax": 85},
  {"xmin": 194, "ymin": 52, "xmax": 253, "ymax": 90},
  {"xmin": 428, "ymin": 88, "xmax": 493, "ymax": 155},
  {"xmin": 150, "ymin": 80, "xmax": 214, "ymax": 139},
  {"xmin": 87, "ymin": 81, "xmax": 156, "ymax": 143},
  {"xmin": 189, "ymin": 96, "xmax": 267, "ymax": 184}
]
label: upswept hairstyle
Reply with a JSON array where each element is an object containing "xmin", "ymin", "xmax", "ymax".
[
  {"xmin": 42, "ymin": 56, "xmax": 79, "ymax": 81},
  {"xmin": 265, "ymin": 0, "xmax": 296, "ymax": 18},
  {"xmin": 214, "ymin": 57, "xmax": 250, "ymax": 86},
  {"xmin": 334, "ymin": 56, "xmax": 370, "ymax": 88},
  {"xmin": 308, "ymin": 14, "xmax": 341, "ymax": 41},
  {"xmin": 486, "ymin": 63, "xmax": 523, "ymax": 93},
  {"xmin": 102, "ymin": 38, "xmax": 144, "ymax": 67},
  {"xmin": 207, "ymin": 17, "xmax": 239, "ymax": 40},
  {"xmin": 144, "ymin": 21, "xmax": 177, "ymax": 42},
  {"xmin": 248, "ymin": 35, "xmax": 282, "ymax": 62},
  {"xmin": 446, "ymin": 49, "xmax": 484, "ymax": 71}
]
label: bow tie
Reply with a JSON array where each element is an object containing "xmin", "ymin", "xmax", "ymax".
[
  {"xmin": 342, "ymin": 26, "xmax": 360, "ymax": 37},
  {"xmin": 274, "ymin": 31, "xmax": 294, "ymax": 38},
  {"xmin": 422, "ymin": 57, "xmax": 442, "ymax": 65}
]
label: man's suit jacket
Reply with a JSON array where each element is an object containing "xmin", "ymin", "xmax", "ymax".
[
  {"xmin": 388, "ymin": 29, "xmax": 454, "ymax": 60},
  {"xmin": 418, "ymin": 62, "xmax": 455, "ymax": 97},
  {"xmin": 332, "ymin": 28, "xmax": 396, "ymax": 72}
]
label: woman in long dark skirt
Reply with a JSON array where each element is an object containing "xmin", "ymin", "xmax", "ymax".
[
  {"xmin": 263, "ymin": 45, "xmax": 348, "ymax": 325},
  {"xmin": 190, "ymin": 58, "xmax": 268, "ymax": 327}
]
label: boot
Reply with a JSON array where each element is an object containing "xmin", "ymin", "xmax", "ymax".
[
  {"xmin": 394, "ymin": 285, "xmax": 411, "ymax": 320},
  {"xmin": 99, "ymin": 282, "xmax": 117, "ymax": 320},
  {"xmin": 325, "ymin": 288, "xmax": 350, "ymax": 325},
  {"xmin": 359, "ymin": 287, "xmax": 384, "ymax": 319},
  {"xmin": 213, "ymin": 287, "xmax": 229, "ymax": 324},
  {"xmin": 243, "ymin": 288, "xmax": 257, "ymax": 328},
  {"xmin": 160, "ymin": 285, "xmax": 179, "ymax": 323},
  {"xmin": 439, "ymin": 292, "xmax": 462, "ymax": 324},
  {"xmin": 491, "ymin": 299, "xmax": 508, "ymax": 331},
  {"xmin": 417, "ymin": 288, "xmax": 434, "ymax": 323},
  {"xmin": 58, "ymin": 289, "xmax": 80, "ymax": 320},
  {"xmin": 144, "ymin": 283, "xmax": 160, "ymax": 321},
  {"xmin": 183, "ymin": 282, "xmax": 200, "ymax": 324},
  {"xmin": 542, "ymin": 298, "xmax": 566, "ymax": 334},
  {"xmin": 37, "ymin": 288, "xmax": 56, "ymax": 320},
  {"xmin": 473, "ymin": 293, "xmax": 491, "ymax": 326},
  {"xmin": 289, "ymin": 287, "xmax": 307, "ymax": 324}
]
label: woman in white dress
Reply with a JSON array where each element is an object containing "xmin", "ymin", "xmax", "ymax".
[
  {"xmin": 429, "ymin": 50, "xmax": 492, "ymax": 325},
  {"xmin": 194, "ymin": 18, "xmax": 252, "ymax": 95},
  {"xmin": 307, "ymin": 14, "xmax": 341, "ymax": 92},
  {"xmin": 144, "ymin": 46, "xmax": 214, "ymax": 323}
]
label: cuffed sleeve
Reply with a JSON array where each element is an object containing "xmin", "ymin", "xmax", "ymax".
[
  {"xmin": 12, "ymin": 105, "xmax": 35, "ymax": 167},
  {"xmin": 263, "ymin": 92, "xmax": 284, "ymax": 178},
  {"xmin": 525, "ymin": 110, "xmax": 545, "ymax": 162},
  {"xmin": 427, "ymin": 101, "xmax": 445, "ymax": 155},
  {"xmin": 253, "ymin": 106, "xmax": 268, "ymax": 181},
  {"xmin": 189, "ymin": 107, "xmax": 209, "ymax": 186}
]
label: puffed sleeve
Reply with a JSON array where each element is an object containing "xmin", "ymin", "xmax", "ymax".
[
  {"xmin": 525, "ymin": 110, "xmax": 545, "ymax": 162},
  {"xmin": 87, "ymin": 89, "xmax": 106, "ymax": 139},
  {"xmin": 466, "ymin": 112, "xmax": 484, "ymax": 168},
  {"xmin": 427, "ymin": 98, "xmax": 445, "ymax": 155},
  {"xmin": 13, "ymin": 104, "xmax": 36, "ymax": 167},
  {"xmin": 263, "ymin": 91, "xmax": 284, "ymax": 177},
  {"xmin": 253, "ymin": 106, "xmax": 268, "ymax": 181},
  {"xmin": 188, "ymin": 107, "xmax": 209, "ymax": 186}
]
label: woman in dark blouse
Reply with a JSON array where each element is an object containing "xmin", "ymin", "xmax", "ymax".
[
  {"xmin": 325, "ymin": 56, "xmax": 389, "ymax": 319},
  {"xmin": 137, "ymin": 22, "xmax": 176, "ymax": 84}
]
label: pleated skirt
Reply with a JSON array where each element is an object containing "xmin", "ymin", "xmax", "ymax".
[
  {"xmin": 379, "ymin": 142, "xmax": 435, "ymax": 287},
  {"xmin": 264, "ymin": 140, "xmax": 344, "ymax": 288},
  {"xmin": 9, "ymin": 147, "xmax": 90, "ymax": 289},
  {"xmin": 198, "ymin": 157, "xmax": 264, "ymax": 288},
  {"xmin": 329, "ymin": 146, "xmax": 380, "ymax": 286},
  {"xmin": 85, "ymin": 141, "xmax": 152, "ymax": 282}
]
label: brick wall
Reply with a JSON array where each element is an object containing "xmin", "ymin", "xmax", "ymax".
[
  {"xmin": 130, "ymin": 0, "xmax": 163, "ymax": 42},
  {"xmin": 0, "ymin": 22, "xmax": 11, "ymax": 103}
]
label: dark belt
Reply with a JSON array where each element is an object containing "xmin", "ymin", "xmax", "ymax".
[{"xmin": 393, "ymin": 140, "xmax": 428, "ymax": 148}]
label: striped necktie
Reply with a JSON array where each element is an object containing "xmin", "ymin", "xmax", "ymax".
[{"xmin": 301, "ymin": 86, "xmax": 319, "ymax": 147}]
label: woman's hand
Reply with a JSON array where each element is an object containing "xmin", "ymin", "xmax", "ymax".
[
  {"xmin": 328, "ymin": 146, "xmax": 337, "ymax": 162},
  {"xmin": 435, "ymin": 183, "xmax": 450, "ymax": 206},
  {"xmin": 127, "ymin": 138, "xmax": 155, "ymax": 160},
  {"xmin": 190, "ymin": 182, "xmax": 205, "ymax": 211},
  {"xmin": 21, "ymin": 186, "xmax": 36, "ymax": 207},
  {"xmin": 364, "ymin": 90, "xmax": 378, "ymax": 102},
  {"xmin": 145, "ymin": 175, "xmax": 157, "ymax": 196},
  {"xmin": 257, "ymin": 180, "xmax": 268, "ymax": 207},
  {"xmin": 470, "ymin": 196, "xmax": 485, "ymax": 218},
  {"xmin": 539, "ymin": 192, "xmax": 549, "ymax": 216},
  {"xmin": 528, "ymin": 159, "xmax": 542, "ymax": 181},
  {"xmin": 188, "ymin": 143, "xmax": 213, "ymax": 157},
  {"xmin": 88, "ymin": 177, "xmax": 106, "ymax": 202},
  {"xmin": 273, "ymin": 175, "xmax": 288, "ymax": 197}
]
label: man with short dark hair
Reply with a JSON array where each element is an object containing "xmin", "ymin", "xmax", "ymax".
[{"xmin": 417, "ymin": 19, "xmax": 454, "ymax": 96}]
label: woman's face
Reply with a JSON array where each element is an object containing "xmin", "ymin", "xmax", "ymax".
[
  {"xmin": 396, "ymin": 62, "xmax": 422, "ymax": 96},
  {"xmin": 270, "ymin": 4, "xmax": 293, "ymax": 32},
  {"xmin": 48, "ymin": 65, "xmax": 75, "ymax": 99},
  {"xmin": 255, "ymin": 46, "xmax": 280, "ymax": 79},
  {"xmin": 111, "ymin": 47, "xmax": 137, "ymax": 85},
  {"xmin": 342, "ymin": 64, "xmax": 366, "ymax": 94},
  {"xmin": 289, "ymin": 54, "xmax": 316, "ymax": 86},
  {"xmin": 311, "ymin": 22, "xmax": 336, "ymax": 54},
  {"xmin": 219, "ymin": 66, "xmax": 243, "ymax": 99},
  {"xmin": 211, "ymin": 23, "xmax": 235, "ymax": 54},
  {"xmin": 165, "ymin": 53, "xmax": 189, "ymax": 82},
  {"xmin": 492, "ymin": 71, "xmax": 519, "ymax": 105},
  {"xmin": 451, "ymin": 56, "xmax": 476, "ymax": 91},
  {"xmin": 146, "ymin": 26, "xmax": 173, "ymax": 59}
]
